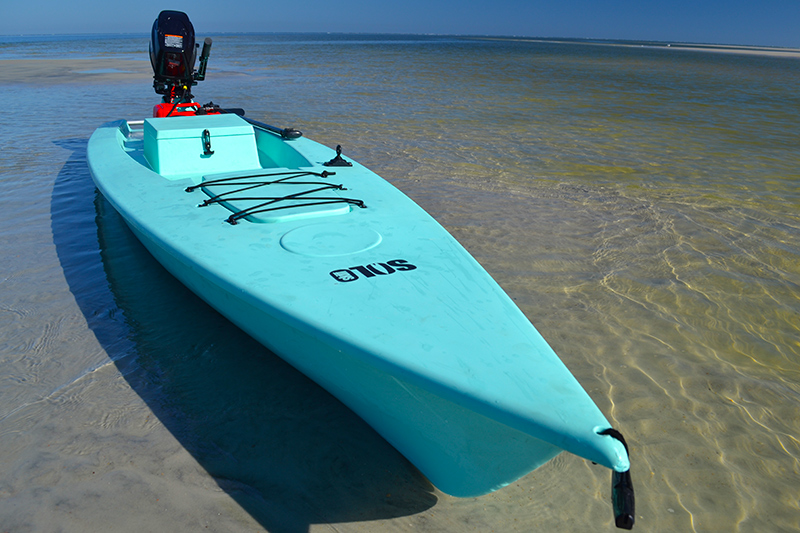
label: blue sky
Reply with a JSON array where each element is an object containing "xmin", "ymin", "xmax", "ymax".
[{"xmin": 2, "ymin": 0, "xmax": 798, "ymax": 47}]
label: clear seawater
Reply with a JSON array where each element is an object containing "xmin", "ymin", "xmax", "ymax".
[{"xmin": 1, "ymin": 33, "xmax": 798, "ymax": 532}]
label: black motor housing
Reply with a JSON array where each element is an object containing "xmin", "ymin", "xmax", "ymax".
[{"xmin": 150, "ymin": 10, "xmax": 197, "ymax": 96}]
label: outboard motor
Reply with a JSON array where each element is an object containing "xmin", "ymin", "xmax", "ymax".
[{"xmin": 149, "ymin": 10, "xmax": 212, "ymax": 115}]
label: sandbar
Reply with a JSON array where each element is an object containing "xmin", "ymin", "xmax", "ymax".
[
  {"xmin": 0, "ymin": 58, "xmax": 151, "ymax": 85},
  {"xmin": 477, "ymin": 37, "xmax": 800, "ymax": 58}
]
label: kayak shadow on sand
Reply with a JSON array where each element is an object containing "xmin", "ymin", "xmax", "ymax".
[{"xmin": 51, "ymin": 138, "xmax": 436, "ymax": 532}]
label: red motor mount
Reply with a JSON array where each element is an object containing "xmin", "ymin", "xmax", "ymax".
[
  {"xmin": 153, "ymin": 102, "xmax": 199, "ymax": 117},
  {"xmin": 152, "ymin": 101, "xmax": 226, "ymax": 118}
]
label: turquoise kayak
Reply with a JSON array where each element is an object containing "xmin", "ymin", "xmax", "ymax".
[
  {"xmin": 88, "ymin": 112, "xmax": 630, "ymax": 495},
  {"xmin": 87, "ymin": 10, "xmax": 634, "ymax": 528}
]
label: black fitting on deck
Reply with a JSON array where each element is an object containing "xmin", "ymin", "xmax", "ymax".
[{"xmin": 323, "ymin": 145, "xmax": 353, "ymax": 167}]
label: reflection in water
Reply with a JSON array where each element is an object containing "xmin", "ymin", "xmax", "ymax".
[{"xmin": 52, "ymin": 139, "xmax": 435, "ymax": 532}]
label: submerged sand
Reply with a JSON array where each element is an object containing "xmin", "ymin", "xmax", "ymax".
[{"xmin": 0, "ymin": 58, "xmax": 152, "ymax": 84}]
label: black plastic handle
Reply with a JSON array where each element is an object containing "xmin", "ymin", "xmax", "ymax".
[
  {"xmin": 611, "ymin": 468, "xmax": 635, "ymax": 529},
  {"xmin": 599, "ymin": 428, "xmax": 635, "ymax": 529},
  {"xmin": 196, "ymin": 37, "xmax": 212, "ymax": 81},
  {"xmin": 242, "ymin": 117, "xmax": 303, "ymax": 140},
  {"xmin": 202, "ymin": 129, "xmax": 214, "ymax": 156}
]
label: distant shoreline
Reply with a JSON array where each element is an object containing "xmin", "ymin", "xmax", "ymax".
[
  {"xmin": 478, "ymin": 37, "xmax": 800, "ymax": 58},
  {"xmin": 660, "ymin": 43, "xmax": 800, "ymax": 58}
]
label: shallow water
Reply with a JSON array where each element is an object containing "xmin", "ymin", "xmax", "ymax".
[{"xmin": 1, "ymin": 34, "xmax": 799, "ymax": 531}]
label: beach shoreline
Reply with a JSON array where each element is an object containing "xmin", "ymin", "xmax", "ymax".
[
  {"xmin": 478, "ymin": 37, "xmax": 800, "ymax": 58},
  {"xmin": 661, "ymin": 42, "xmax": 800, "ymax": 58}
]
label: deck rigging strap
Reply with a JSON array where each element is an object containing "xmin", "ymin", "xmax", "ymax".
[
  {"xmin": 225, "ymin": 198, "xmax": 366, "ymax": 225},
  {"xmin": 185, "ymin": 170, "xmax": 366, "ymax": 225},
  {"xmin": 184, "ymin": 170, "xmax": 335, "ymax": 192}
]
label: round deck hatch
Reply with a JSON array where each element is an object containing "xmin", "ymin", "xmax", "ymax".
[{"xmin": 280, "ymin": 224, "xmax": 382, "ymax": 257}]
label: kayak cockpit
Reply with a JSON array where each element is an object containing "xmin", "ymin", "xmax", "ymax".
[{"xmin": 126, "ymin": 113, "xmax": 368, "ymax": 224}]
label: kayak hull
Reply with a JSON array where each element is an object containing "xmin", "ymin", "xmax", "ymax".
[
  {"xmin": 132, "ymin": 227, "xmax": 562, "ymax": 495},
  {"xmin": 88, "ymin": 113, "xmax": 629, "ymax": 497}
]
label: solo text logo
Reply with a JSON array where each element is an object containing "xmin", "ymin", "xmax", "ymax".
[{"xmin": 330, "ymin": 259, "xmax": 417, "ymax": 283}]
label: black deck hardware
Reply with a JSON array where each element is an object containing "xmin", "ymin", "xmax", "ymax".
[
  {"xmin": 241, "ymin": 117, "xmax": 302, "ymax": 139},
  {"xmin": 323, "ymin": 145, "xmax": 353, "ymax": 167},
  {"xmin": 201, "ymin": 129, "xmax": 214, "ymax": 155}
]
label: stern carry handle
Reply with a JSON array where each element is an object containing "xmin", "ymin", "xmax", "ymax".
[{"xmin": 599, "ymin": 428, "xmax": 635, "ymax": 529}]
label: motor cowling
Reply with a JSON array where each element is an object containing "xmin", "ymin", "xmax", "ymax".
[{"xmin": 150, "ymin": 10, "xmax": 198, "ymax": 98}]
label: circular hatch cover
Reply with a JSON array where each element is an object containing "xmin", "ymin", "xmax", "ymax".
[{"xmin": 280, "ymin": 223, "xmax": 382, "ymax": 257}]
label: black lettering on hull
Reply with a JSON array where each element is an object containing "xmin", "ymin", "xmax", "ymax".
[{"xmin": 330, "ymin": 259, "xmax": 417, "ymax": 283}]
